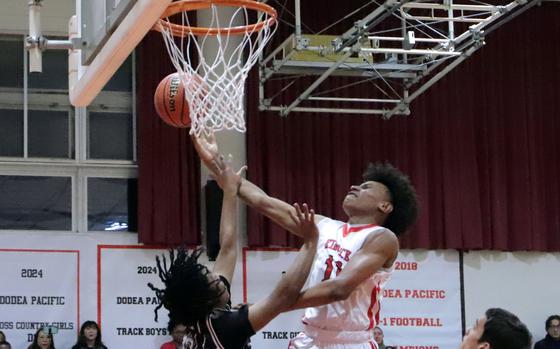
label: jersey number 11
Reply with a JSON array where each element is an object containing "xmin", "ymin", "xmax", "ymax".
[{"xmin": 322, "ymin": 255, "xmax": 343, "ymax": 281}]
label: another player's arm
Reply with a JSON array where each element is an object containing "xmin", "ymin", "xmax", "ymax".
[
  {"xmin": 192, "ymin": 133, "xmax": 325, "ymax": 236},
  {"xmin": 287, "ymin": 230, "xmax": 398, "ymax": 310},
  {"xmin": 247, "ymin": 204, "xmax": 318, "ymax": 332},
  {"xmin": 212, "ymin": 157, "xmax": 244, "ymax": 283}
]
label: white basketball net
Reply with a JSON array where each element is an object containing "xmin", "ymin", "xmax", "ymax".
[{"xmin": 156, "ymin": 3, "xmax": 277, "ymax": 136}]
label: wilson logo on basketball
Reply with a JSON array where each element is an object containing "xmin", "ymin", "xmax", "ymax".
[
  {"xmin": 168, "ymin": 78, "xmax": 180, "ymax": 112},
  {"xmin": 154, "ymin": 72, "xmax": 201, "ymax": 128}
]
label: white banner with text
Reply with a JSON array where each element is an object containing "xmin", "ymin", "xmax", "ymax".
[
  {"xmin": 0, "ymin": 249, "xmax": 79, "ymax": 349},
  {"xmin": 98, "ymin": 245, "xmax": 170, "ymax": 349}
]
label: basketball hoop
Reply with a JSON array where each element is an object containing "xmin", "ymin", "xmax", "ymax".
[{"xmin": 152, "ymin": 0, "xmax": 277, "ymax": 136}]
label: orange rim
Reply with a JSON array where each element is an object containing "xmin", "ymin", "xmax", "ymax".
[{"xmin": 152, "ymin": 0, "xmax": 277, "ymax": 36}]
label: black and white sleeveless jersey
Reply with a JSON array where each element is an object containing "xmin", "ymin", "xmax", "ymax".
[
  {"xmin": 183, "ymin": 276, "xmax": 255, "ymax": 349},
  {"xmin": 201, "ymin": 304, "xmax": 254, "ymax": 349}
]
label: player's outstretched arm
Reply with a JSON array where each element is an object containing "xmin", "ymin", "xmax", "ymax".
[
  {"xmin": 247, "ymin": 203, "xmax": 318, "ymax": 332},
  {"xmin": 192, "ymin": 133, "xmax": 324, "ymax": 237},
  {"xmin": 287, "ymin": 230, "xmax": 398, "ymax": 311},
  {"xmin": 212, "ymin": 155, "xmax": 246, "ymax": 283},
  {"xmin": 238, "ymin": 179, "xmax": 321, "ymax": 238}
]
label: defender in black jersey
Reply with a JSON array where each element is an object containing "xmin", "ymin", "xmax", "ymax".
[{"xmin": 149, "ymin": 154, "xmax": 319, "ymax": 349}]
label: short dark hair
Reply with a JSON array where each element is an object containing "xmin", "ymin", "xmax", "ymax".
[
  {"xmin": 0, "ymin": 341, "xmax": 11, "ymax": 349},
  {"xmin": 479, "ymin": 308, "xmax": 532, "ymax": 349},
  {"xmin": 148, "ymin": 247, "xmax": 225, "ymax": 329},
  {"xmin": 167, "ymin": 318, "xmax": 186, "ymax": 334},
  {"xmin": 545, "ymin": 315, "xmax": 560, "ymax": 330},
  {"xmin": 362, "ymin": 162, "xmax": 418, "ymax": 235}
]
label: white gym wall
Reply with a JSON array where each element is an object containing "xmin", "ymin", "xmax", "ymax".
[
  {"xmin": 0, "ymin": 0, "xmax": 72, "ymax": 35},
  {"xmin": 463, "ymin": 251, "xmax": 559, "ymax": 340}
]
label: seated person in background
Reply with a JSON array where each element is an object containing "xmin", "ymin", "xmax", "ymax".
[
  {"xmin": 461, "ymin": 308, "xmax": 531, "ymax": 349},
  {"xmin": 0, "ymin": 340, "xmax": 11, "ymax": 349},
  {"xmin": 148, "ymin": 155, "xmax": 319, "ymax": 349},
  {"xmin": 27, "ymin": 328, "xmax": 55, "ymax": 349},
  {"xmin": 160, "ymin": 322, "xmax": 187, "ymax": 349},
  {"xmin": 71, "ymin": 321, "xmax": 107, "ymax": 349},
  {"xmin": 534, "ymin": 315, "xmax": 560, "ymax": 349},
  {"xmin": 373, "ymin": 326, "xmax": 395, "ymax": 349}
]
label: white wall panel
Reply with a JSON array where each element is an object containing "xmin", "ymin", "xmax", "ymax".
[
  {"xmin": 463, "ymin": 251, "xmax": 560, "ymax": 342},
  {"xmin": 0, "ymin": 0, "xmax": 74, "ymax": 35}
]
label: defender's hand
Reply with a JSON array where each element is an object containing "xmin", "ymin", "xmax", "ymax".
[
  {"xmin": 192, "ymin": 132, "xmax": 220, "ymax": 174},
  {"xmin": 211, "ymin": 154, "xmax": 247, "ymax": 197},
  {"xmin": 290, "ymin": 203, "xmax": 318, "ymax": 242}
]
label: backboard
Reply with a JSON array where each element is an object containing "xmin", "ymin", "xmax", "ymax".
[
  {"xmin": 80, "ymin": 0, "xmax": 137, "ymax": 65},
  {"xmin": 69, "ymin": 0, "xmax": 172, "ymax": 106}
]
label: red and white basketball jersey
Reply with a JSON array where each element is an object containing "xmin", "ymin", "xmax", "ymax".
[{"xmin": 302, "ymin": 217, "xmax": 393, "ymax": 332}]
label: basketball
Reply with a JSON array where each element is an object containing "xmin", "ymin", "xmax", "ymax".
[{"xmin": 154, "ymin": 73, "xmax": 191, "ymax": 128}]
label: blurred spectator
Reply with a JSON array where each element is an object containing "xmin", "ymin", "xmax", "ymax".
[
  {"xmin": 0, "ymin": 340, "xmax": 11, "ymax": 349},
  {"xmin": 461, "ymin": 308, "xmax": 531, "ymax": 349},
  {"xmin": 534, "ymin": 315, "xmax": 560, "ymax": 349},
  {"xmin": 373, "ymin": 326, "xmax": 396, "ymax": 349},
  {"xmin": 72, "ymin": 321, "xmax": 108, "ymax": 349},
  {"xmin": 160, "ymin": 322, "xmax": 187, "ymax": 349},
  {"xmin": 27, "ymin": 328, "xmax": 55, "ymax": 349},
  {"xmin": 0, "ymin": 332, "xmax": 5, "ymax": 342}
]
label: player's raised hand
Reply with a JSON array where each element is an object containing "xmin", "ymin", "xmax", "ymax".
[
  {"xmin": 210, "ymin": 154, "xmax": 247, "ymax": 197},
  {"xmin": 290, "ymin": 203, "xmax": 318, "ymax": 243},
  {"xmin": 191, "ymin": 131, "xmax": 220, "ymax": 174}
]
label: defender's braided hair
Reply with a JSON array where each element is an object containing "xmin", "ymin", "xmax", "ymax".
[{"xmin": 148, "ymin": 247, "xmax": 225, "ymax": 327}]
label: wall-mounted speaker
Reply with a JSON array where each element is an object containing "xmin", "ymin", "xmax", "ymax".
[{"xmin": 205, "ymin": 180, "xmax": 223, "ymax": 261}]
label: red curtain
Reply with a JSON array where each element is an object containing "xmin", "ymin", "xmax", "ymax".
[
  {"xmin": 137, "ymin": 32, "xmax": 201, "ymax": 245},
  {"xmin": 246, "ymin": 3, "xmax": 560, "ymax": 251}
]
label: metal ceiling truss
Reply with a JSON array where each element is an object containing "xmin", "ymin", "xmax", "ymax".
[{"xmin": 259, "ymin": 0, "xmax": 539, "ymax": 118}]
